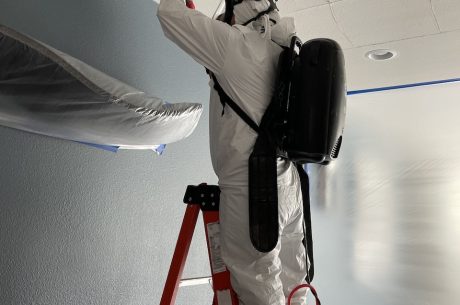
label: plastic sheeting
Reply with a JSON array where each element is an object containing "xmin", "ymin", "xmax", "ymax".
[{"xmin": 0, "ymin": 24, "xmax": 203, "ymax": 152}]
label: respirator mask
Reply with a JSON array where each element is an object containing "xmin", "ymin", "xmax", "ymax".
[{"xmin": 223, "ymin": 0, "xmax": 296, "ymax": 47}]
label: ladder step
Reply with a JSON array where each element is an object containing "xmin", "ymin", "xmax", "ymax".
[{"xmin": 179, "ymin": 276, "xmax": 212, "ymax": 287}]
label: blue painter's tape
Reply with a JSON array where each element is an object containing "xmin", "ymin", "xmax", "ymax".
[
  {"xmin": 347, "ymin": 77, "xmax": 460, "ymax": 96},
  {"xmin": 77, "ymin": 141, "xmax": 120, "ymax": 152},
  {"xmin": 155, "ymin": 144, "xmax": 166, "ymax": 155},
  {"xmin": 77, "ymin": 141, "xmax": 167, "ymax": 154}
]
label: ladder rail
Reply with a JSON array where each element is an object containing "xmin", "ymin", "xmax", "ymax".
[{"xmin": 160, "ymin": 204, "xmax": 201, "ymax": 305}]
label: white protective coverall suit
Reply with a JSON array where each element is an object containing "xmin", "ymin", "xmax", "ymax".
[{"xmin": 157, "ymin": 0, "xmax": 307, "ymax": 304}]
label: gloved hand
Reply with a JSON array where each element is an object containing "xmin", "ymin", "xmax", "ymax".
[{"xmin": 185, "ymin": 0, "xmax": 195, "ymax": 9}]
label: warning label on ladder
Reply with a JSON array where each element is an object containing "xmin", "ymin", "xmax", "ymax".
[{"xmin": 206, "ymin": 222, "xmax": 227, "ymax": 274}]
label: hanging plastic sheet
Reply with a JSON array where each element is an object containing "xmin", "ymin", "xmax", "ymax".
[{"xmin": 0, "ymin": 24, "xmax": 202, "ymax": 153}]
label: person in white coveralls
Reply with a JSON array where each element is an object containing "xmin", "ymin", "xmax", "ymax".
[{"xmin": 157, "ymin": 0, "xmax": 308, "ymax": 304}]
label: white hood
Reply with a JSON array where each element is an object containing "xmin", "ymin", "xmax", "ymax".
[{"xmin": 233, "ymin": 0, "xmax": 296, "ymax": 47}]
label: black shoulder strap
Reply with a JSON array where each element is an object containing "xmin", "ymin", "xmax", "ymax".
[
  {"xmin": 210, "ymin": 74, "xmax": 260, "ymax": 133},
  {"xmin": 296, "ymin": 163, "xmax": 315, "ymax": 283},
  {"xmin": 249, "ymin": 135, "xmax": 279, "ymax": 253},
  {"xmin": 210, "ymin": 73, "xmax": 280, "ymax": 253}
]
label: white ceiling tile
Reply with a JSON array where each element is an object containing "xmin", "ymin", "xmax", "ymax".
[
  {"xmin": 277, "ymin": 0, "xmax": 329, "ymax": 14},
  {"xmin": 331, "ymin": 0, "xmax": 439, "ymax": 46},
  {"xmin": 431, "ymin": 0, "xmax": 460, "ymax": 32},
  {"xmin": 287, "ymin": 5, "xmax": 353, "ymax": 49},
  {"xmin": 344, "ymin": 30, "xmax": 460, "ymax": 90}
]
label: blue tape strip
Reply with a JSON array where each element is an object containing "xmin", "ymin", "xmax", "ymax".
[
  {"xmin": 155, "ymin": 144, "xmax": 167, "ymax": 155},
  {"xmin": 77, "ymin": 141, "xmax": 167, "ymax": 154},
  {"xmin": 347, "ymin": 77, "xmax": 460, "ymax": 96},
  {"xmin": 77, "ymin": 141, "xmax": 120, "ymax": 152}
]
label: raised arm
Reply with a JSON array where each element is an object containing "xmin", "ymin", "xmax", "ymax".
[{"xmin": 157, "ymin": 0, "xmax": 237, "ymax": 74}]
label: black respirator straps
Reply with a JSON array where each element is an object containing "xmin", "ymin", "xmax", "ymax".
[
  {"xmin": 242, "ymin": 13, "xmax": 278, "ymax": 26},
  {"xmin": 242, "ymin": 0, "xmax": 278, "ymax": 26},
  {"xmin": 225, "ymin": 0, "xmax": 278, "ymax": 26},
  {"xmin": 224, "ymin": 0, "xmax": 243, "ymax": 24}
]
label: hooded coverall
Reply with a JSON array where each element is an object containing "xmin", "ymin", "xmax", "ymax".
[{"xmin": 157, "ymin": 1, "xmax": 307, "ymax": 304}]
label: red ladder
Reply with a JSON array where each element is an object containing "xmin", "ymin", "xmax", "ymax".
[{"xmin": 160, "ymin": 184, "xmax": 239, "ymax": 305}]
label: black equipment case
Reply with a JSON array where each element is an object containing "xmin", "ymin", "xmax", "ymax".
[{"xmin": 272, "ymin": 37, "xmax": 347, "ymax": 164}]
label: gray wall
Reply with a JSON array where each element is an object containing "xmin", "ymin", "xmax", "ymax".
[{"xmin": 0, "ymin": 1, "xmax": 215, "ymax": 304}]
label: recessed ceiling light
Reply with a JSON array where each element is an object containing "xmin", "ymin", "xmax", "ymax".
[{"xmin": 366, "ymin": 49, "xmax": 397, "ymax": 61}]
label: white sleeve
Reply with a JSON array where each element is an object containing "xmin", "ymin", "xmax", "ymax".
[{"xmin": 157, "ymin": 0, "xmax": 237, "ymax": 74}]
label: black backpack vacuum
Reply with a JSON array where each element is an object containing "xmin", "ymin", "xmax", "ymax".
[{"xmin": 266, "ymin": 36, "xmax": 346, "ymax": 164}]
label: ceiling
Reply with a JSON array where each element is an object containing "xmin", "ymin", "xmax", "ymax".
[{"xmin": 186, "ymin": 0, "xmax": 460, "ymax": 90}]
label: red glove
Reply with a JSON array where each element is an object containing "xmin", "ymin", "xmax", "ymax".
[{"xmin": 185, "ymin": 0, "xmax": 195, "ymax": 9}]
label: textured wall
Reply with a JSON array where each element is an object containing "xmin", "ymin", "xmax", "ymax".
[{"xmin": 0, "ymin": 0, "xmax": 215, "ymax": 304}]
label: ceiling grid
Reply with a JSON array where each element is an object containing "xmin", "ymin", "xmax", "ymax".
[
  {"xmin": 330, "ymin": 0, "xmax": 439, "ymax": 47},
  {"xmin": 429, "ymin": 0, "xmax": 442, "ymax": 33},
  {"xmin": 327, "ymin": 1, "xmax": 353, "ymax": 47},
  {"xmin": 431, "ymin": 0, "xmax": 460, "ymax": 32}
]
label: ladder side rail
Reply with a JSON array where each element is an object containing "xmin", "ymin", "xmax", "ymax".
[
  {"xmin": 160, "ymin": 204, "xmax": 201, "ymax": 305},
  {"xmin": 202, "ymin": 210, "xmax": 239, "ymax": 305}
]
